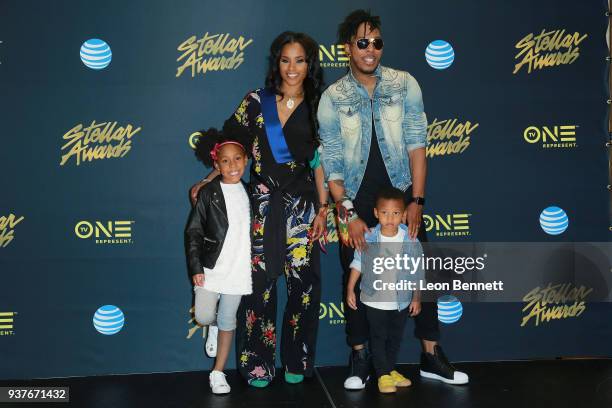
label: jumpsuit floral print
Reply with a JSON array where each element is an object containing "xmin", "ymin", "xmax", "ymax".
[{"xmin": 223, "ymin": 89, "xmax": 322, "ymax": 384}]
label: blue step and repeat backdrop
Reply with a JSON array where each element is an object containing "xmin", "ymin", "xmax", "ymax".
[{"xmin": 1, "ymin": 0, "xmax": 611, "ymax": 380}]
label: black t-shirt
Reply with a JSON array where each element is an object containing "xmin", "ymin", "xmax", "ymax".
[{"xmin": 354, "ymin": 119, "xmax": 393, "ymax": 226}]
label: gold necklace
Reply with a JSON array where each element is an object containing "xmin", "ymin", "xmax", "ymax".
[{"xmin": 284, "ymin": 91, "xmax": 304, "ymax": 110}]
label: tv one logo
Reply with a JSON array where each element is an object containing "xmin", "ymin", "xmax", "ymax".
[
  {"xmin": 423, "ymin": 213, "xmax": 471, "ymax": 237},
  {"xmin": 319, "ymin": 44, "xmax": 349, "ymax": 68},
  {"xmin": 0, "ymin": 312, "xmax": 16, "ymax": 336},
  {"xmin": 319, "ymin": 302, "xmax": 345, "ymax": 325},
  {"xmin": 523, "ymin": 125, "xmax": 577, "ymax": 148},
  {"xmin": 75, "ymin": 220, "xmax": 134, "ymax": 244}
]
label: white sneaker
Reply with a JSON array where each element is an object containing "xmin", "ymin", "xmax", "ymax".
[
  {"xmin": 344, "ymin": 375, "xmax": 368, "ymax": 390},
  {"xmin": 209, "ymin": 370, "xmax": 230, "ymax": 394},
  {"xmin": 205, "ymin": 325, "xmax": 218, "ymax": 358},
  {"xmin": 420, "ymin": 369, "xmax": 469, "ymax": 385}
]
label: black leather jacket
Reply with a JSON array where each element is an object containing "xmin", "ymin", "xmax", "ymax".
[{"xmin": 185, "ymin": 178, "xmax": 251, "ymax": 277}]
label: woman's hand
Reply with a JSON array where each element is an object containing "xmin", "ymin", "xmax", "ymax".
[
  {"xmin": 310, "ymin": 208, "xmax": 327, "ymax": 241},
  {"xmin": 190, "ymin": 180, "xmax": 209, "ymax": 206}
]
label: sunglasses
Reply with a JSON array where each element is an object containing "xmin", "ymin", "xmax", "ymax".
[{"xmin": 355, "ymin": 37, "xmax": 384, "ymax": 50}]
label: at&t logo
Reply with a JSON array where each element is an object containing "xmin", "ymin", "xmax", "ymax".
[
  {"xmin": 523, "ymin": 125, "xmax": 577, "ymax": 148},
  {"xmin": 75, "ymin": 220, "xmax": 134, "ymax": 244},
  {"xmin": 319, "ymin": 44, "xmax": 348, "ymax": 68},
  {"xmin": 0, "ymin": 312, "xmax": 16, "ymax": 336},
  {"xmin": 319, "ymin": 302, "xmax": 345, "ymax": 325},
  {"xmin": 80, "ymin": 39, "xmax": 112, "ymax": 70},
  {"xmin": 424, "ymin": 213, "xmax": 471, "ymax": 237},
  {"xmin": 437, "ymin": 296, "xmax": 463, "ymax": 324},
  {"xmin": 93, "ymin": 305, "xmax": 125, "ymax": 335}
]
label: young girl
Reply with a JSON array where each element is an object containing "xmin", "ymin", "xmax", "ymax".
[{"xmin": 185, "ymin": 128, "xmax": 251, "ymax": 394}]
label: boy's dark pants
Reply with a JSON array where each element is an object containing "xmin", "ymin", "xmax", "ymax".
[{"xmin": 365, "ymin": 305, "xmax": 409, "ymax": 377}]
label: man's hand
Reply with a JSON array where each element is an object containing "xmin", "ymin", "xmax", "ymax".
[
  {"xmin": 409, "ymin": 299, "xmax": 421, "ymax": 317},
  {"xmin": 192, "ymin": 273, "xmax": 205, "ymax": 287},
  {"xmin": 348, "ymin": 217, "xmax": 369, "ymax": 251},
  {"xmin": 404, "ymin": 202, "xmax": 423, "ymax": 240}
]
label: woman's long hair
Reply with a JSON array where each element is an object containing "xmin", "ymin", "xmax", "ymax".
[{"xmin": 265, "ymin": 31, "xmax": 324, "ymax": 138}]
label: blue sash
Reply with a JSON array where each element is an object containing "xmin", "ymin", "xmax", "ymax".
[{"xmin": 260, "ymin": 88, "xmax": 293, "ymax": 164}]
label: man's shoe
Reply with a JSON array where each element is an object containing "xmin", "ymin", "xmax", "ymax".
[
  {"xmin": 390, "ymin": 370, "xmax": 412, "ymax": 387},
  {"xmin": 209, "ymin": 370, "xmax": 231, "ymax": 394},
  {"xmin": 377, "ymin": 375, "xmax": 397, "ymax": 393},
  {"xmin": 420, "ymin": 345, "xmax": 469, "ymax": 385},
  {"xmin": 205, "ymin": 325, "xmax": 218, "ymax": 358},
  {"xmin": 343, "ymin": 348, "xmax": 370, "ymax": 390}
]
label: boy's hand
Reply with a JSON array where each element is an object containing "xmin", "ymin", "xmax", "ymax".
[
  {"xmin": 409, "ymin": 299, "xmax": 421, "ymax": 317},
  {"xmin": 347, "ymin": 289, "xmax": 358, "ymax": 310},
  {"xmin": 192, "ymin": 273, "xmax": 205, "ymax": 287}
]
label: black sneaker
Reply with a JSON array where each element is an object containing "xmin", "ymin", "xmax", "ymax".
[
  {"xmin": 343, "ymin": 348, "xmax": 370, "ymax": 390},
  {"xmin": 420, "ymin": 345, "xmax": 469, "ymax": 384}
]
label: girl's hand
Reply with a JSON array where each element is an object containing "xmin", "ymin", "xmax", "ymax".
[
  {"xmin": 192, "ymin": 273, "xmax": 205, "ymax": 287},
  {"xmin": 310, "ymin": 209, "xmax": 327, "ymax": 241}
]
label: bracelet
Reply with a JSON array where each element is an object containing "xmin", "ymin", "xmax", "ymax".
[
  {"xmin": 200, "ymin": 178, "xmax": 212, "ymax": 184},
  {"xmin": 340, "ymin": 199, "xmax": 354, "ymax": 211}
]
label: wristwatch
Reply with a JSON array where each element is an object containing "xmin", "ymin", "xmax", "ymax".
[{"xmin": 411, "ymin": 197, "xmax": 426, "ymax": 206}]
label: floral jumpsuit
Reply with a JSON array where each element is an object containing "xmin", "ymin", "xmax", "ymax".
[{"xmin": 223, "ymin": 89, "xmax": 322, "ymax": 383}]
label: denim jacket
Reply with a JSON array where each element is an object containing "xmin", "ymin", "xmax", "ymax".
[
  {"xmin": 317, "ymin": 65, "xmax": 428, "ymax": 199},
  {"xmin": 350, "ymin": 224, "xmax": 424, "ymax": 310}
]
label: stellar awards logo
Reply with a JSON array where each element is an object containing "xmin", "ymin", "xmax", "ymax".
[
  {"xmin": 60, "ymin": 120, "xmax": 142, "ymax": 166},
  {"xmin": 176, "ymin": 33, "xmax": 253, "ymax": 78}
]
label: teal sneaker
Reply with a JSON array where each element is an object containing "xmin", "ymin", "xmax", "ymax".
[
  {"xmin": 284, "ymin": 371, "xmax": 304, "ymax": 384},
  {"xmin": 249, "ymin": 379, "xmax": 270, "ymax": 388}
]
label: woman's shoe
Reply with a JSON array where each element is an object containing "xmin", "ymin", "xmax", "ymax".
[
  {"xmin": 249, "ymin": 379, "xmax": 270, "ymax": 388},
  {"xmin": 284, "ymin": 371, "xmax": 304, "ymax": 384}
]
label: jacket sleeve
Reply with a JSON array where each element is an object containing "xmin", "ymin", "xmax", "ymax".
[
  {"xmin": 317, "ymin": 91, "xmax": 345, "ymax": 182},
  {"xmin": 185, "ymin": 191, "xmax": 207, "ymax": 277},
  {"xmin": 402, "ymin": 73, "xmax": 428, "ymax": 152}
]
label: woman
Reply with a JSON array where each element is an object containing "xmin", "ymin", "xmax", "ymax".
[{"xmin": 191, "ymin": 31, "xmax": 327, "ymax": 387}]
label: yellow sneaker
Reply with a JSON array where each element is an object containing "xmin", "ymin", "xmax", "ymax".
[
  {"xmin": 377, "ymin": 375, "xmax": 397, "ymax": 393},
  {"xmin": 390, "ymin": 370, "xmax": 412, "ymax": 387}
]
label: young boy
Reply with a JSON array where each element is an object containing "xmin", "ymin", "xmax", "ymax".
[{"xmin": 346, "ymin": 187, "xmax": 423, "ymax": 393}]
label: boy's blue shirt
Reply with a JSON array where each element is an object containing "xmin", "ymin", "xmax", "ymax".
[{"xmin": 350, "ymin": 223, "xmax": 424, "ymax": 310}]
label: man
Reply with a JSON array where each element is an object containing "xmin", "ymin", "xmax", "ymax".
[{"xmin": 318, "ymin": 9, "xmax": 469, "ymax": 389}]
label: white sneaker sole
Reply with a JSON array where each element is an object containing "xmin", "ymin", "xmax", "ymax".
[
  {"xmin": 211, "ymin": 387, "xmax": 230, "ymax": 395},
  {"xmin": 420, "ymin": 370, "xmax": 469, "ymax": 385},
  {"xmin": 344, "ymin": 376, "xmax": 369, "ymax": 390}
]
